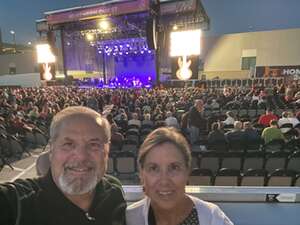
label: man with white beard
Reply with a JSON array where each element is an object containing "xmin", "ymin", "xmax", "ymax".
[{"xmin": 0, "ymin": 106, "xmax": 126, "ymax": 225}]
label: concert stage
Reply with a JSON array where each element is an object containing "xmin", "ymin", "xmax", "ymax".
[{"xmin": 36, "ymin": 0, "xmax": 209, "ymax": 88}]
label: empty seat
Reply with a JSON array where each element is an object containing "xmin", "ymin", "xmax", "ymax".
[
  {"xmin": 36, "ymin": 151, "xmax": 50, "ymax": 176},
  {"xmin": 286, "ymin": 151, "xmax": 300, "ymax": 172},
  {"xmin": 121, "ymin": 139, "xmax": 138, "ymax": 153},
  {"xmin": 293, "ymin": 174, "xmax": 300, "ymax": 187},
  {"xmin": 220, "ymin": 152, "xmax": 243, "ymax": 171},
  {"xmin": 188, "ymin": 168, "xmax": 213, "ymax": 186},
  {"xmin": 191, "ymin": 152, "xmax": 201, "ymax": 169},
  {"xmin": 107, "ymin": 153, "xmax": 115, "ymax": 175},
  {"xmin": 199, "ymin": 151, "xmax": 221, "ymax": 173},
  {"xmin": 125, "ymin": 134, "xmax": 140, "ymax": 144},
  {"xmin": 264, "ymin": 151, "xmax": 288, "ymax": 172},
  {"xmin": 243, "ymin": 151, "xmax": 265, "ymax": 172},
  {"xmin": 266, "ymin": 169, "xmax": 296, "ymax": 186},
  {"xmin": 240, "ymin": 169, "xmax": 267, "ymax": 186},
  {"xmin": 213, "ymin": 168, "xmax": 241, "ymax": 186},
  {"xmin": 114, "ymin": 151, "xmax": 137, "ymax": 179}
]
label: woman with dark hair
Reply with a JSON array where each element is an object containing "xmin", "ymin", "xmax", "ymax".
[{"xmin": 126, "ymin": 127, "xmax": 233, "ymax": 225}]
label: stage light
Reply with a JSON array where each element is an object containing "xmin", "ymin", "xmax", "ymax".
[
  {"xmin": 170, "ymin": 29, "xmax": 201, "ymax": 57},
  {"xmin": 86, "ymin": 33, "xmax": 94, "ymax": 41},
  {"xmin": 36, "ymin": 44, "xmax": 56, "ymax": 63},
  {"xmin": 172, "ymin": 25, "xmax": 178, "ymax": 30},
  {"xmin": 99, "ymin": 20, "xmax": 110, "ymax": 30}
]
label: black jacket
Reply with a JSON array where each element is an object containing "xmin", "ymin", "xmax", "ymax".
[
  {"xmin": 0, "ymin": 172, "xmax": 126, "ymax": 225},
  {"xmin": 188, "ymin": 106, "xmax": 207, "ymax": 130}
]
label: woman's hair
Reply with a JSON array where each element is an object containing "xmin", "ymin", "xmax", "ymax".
[{"xmin": 138, "ymin": 127, "xmax": 191, "ymax": 170}]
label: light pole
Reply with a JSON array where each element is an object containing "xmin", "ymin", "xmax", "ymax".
[{"xmin": 10, "ymin": 30, "xmax": 16, "ymax": 53}]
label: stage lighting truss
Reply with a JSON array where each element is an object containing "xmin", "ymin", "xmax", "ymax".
[
  {"xmin": 95, "ymin": 38, "xmax": 153, "ymax": 56},
  {"xmin": 61, "ymin": 12, "xmax": 149, "ymax": 43}
]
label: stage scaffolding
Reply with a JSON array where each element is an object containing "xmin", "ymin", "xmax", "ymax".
[{"xmin": 36, "ymin": 0, "xmax": 210, "ymax": 87}]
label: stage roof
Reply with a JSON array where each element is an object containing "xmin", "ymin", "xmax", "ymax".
[{"xmin": 37, "ymin": 0, "xmax": 209, "ymax": 31}]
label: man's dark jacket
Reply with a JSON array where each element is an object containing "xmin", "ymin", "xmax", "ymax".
[{"xmin": 0, "ymin": 172, "xmax": 126, "ymax": 225}]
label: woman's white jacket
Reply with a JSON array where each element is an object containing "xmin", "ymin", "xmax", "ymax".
[{"xmin": 126, "ymin": 195, "xmax": 234, "ymax": 225}]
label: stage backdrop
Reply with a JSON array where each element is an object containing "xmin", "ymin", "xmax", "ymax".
[{"xmin": 113, "ymin": 53, "xmax": 156, "ymax": 84}]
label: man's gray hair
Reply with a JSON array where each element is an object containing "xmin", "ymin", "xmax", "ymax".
[{"xmin": 49, "ymin": 106, "xmax": 111, "ymax": 143}]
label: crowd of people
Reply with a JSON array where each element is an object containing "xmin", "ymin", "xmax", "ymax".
[
  {"xmin": 0, "ymin": 81, "xmax": 300, "ymax": 225},
  {"xmin": 0, "ymin": 106, "xmax": 233, "ymax": 225},
  {"xmin": 0, "ymin": 82, "xmax": 299, "ymax": 154}
]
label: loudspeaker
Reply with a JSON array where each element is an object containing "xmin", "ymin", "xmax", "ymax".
[{"xmin": 146, "ymin": 18, "xmax": 157, "ymax": 50}]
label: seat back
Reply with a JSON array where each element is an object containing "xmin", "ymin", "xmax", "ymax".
[
  {"xmin": 115, "ymin": 152, "xmax": 136, "ymax": 174},
  {"xmin": 240, "ymin": 169, "xmax": 267, "ymax": 186},
  {"xmin": 199, "ymin": 151, "xmax": 221, "ymax": 173},
  {"xmin": 213, "ymin": 168, "xmax": 241, "ymax": 186},
  {"xmin": 266, "ymin": 169, "xmax": 296, "ymax": 186},
  {"xmin": 243, "ymin": 152, "xmax": 265, "ymax": 172},
  {"xmin": 221, "ymin": 152, "xmax": 243, "ymax": 170},
  {"xmin": 107, "ymin": 153, "xmax": 115, "ymax": 175},
  {"xmin": 188, "ymin": 168, "xmax": 213, "ymax": 186},
  {"xmin": 287, "ymin": 152, "xmax": 300, "ymax": 172},
  {"xmin": 36, "ymin": 151, "xmax": 50, "ymax": 176},
  {"xmin": 264, "ymin": 152, "xmax": 288, "ymax": 173}
]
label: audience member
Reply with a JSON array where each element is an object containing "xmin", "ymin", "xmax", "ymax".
[{"xmin": 261, "ymin": 119, "xmax": 285, "ymax": 144}]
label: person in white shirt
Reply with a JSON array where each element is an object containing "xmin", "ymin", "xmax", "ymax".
[
  {"xmin": 223, "ymin": 111, "xmax": 235, "ymax": 126},
  {"xmin": 126, "ymin": 127, "xmax": 234, "ymax": 225},
  {"xmin": 165, "ymin": 111, "xmax": 179, "ymax": 129},
  {"xmin": 128, "ymin": 112, "xmax": 141, "ymax": 128}
]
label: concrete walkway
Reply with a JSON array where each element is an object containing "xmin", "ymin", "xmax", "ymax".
[{"xmin": 0, "ymin": 148, "xmax": 44, "ymax": 183}]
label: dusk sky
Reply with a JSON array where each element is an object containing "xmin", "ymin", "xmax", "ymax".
[{"xmin": 1, "ymin": 0, "xmax": 300, "ymax": 44}]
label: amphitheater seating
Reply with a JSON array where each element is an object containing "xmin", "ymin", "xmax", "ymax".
[
  {"xmin": 266, "ymin": 169, "xmax": 296, "ymax": 186},
  {"xmin": 264, "ymin": 151, "xmax": 288, "ymax": 173},
  {"xmin": 213, "ymin": 168, "xmax": 241, "ymax": 186},
  {"xmin": 242, "ymin": 151, "xmax": 265, "ymax": 172},
  {"xmin": 188, "ymin": 168, "xmax": 213, "ymax": 186},
  {"xmin": 240, "ymin": 169, "xmax": 267, "ymax": 186},
  {"xmin": 286, "ymin": 151, "xmax": 300, "ymax": 172}
]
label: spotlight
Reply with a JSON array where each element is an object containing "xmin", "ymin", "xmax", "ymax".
[
  {"xmin": 99, "ymin": 20, "xmax": 110, "ymax": 30},
  {"xmin": 86, "ymin": 33, "xmax": 94, "ymax": 41}
]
